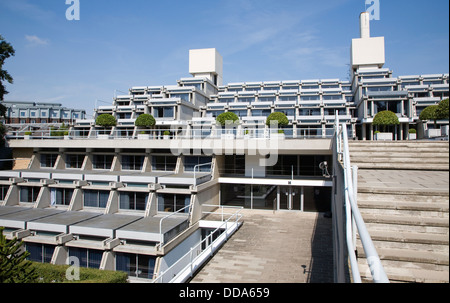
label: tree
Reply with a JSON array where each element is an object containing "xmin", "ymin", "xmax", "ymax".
[
  {"xmin": 95, "ymin": 114, "xmax": 117, "ymax": 127},
  {"xmin": 373, "ymin": 110, "xmax": 400, "ymax": 132},
  {"xmin": 0, "ymin": 227, "xmax": 38, "ymax": 283},
  {"xmin": 266, "ymin": 112, "xmax": 289, "ymax": 128},
  {"xmin": 1, "ymin": 34, "xmax": 16, "ymax": 117},
  {"xmin": 436, "ymin": 98, "xmax": 449, "ymax": 121},
  {"xmin": 135, "ymin": 114, "xmax": 156, "ymax": 129},
  {"xmin": 419, "ymin": 105, "xmax": 439, "ymax": 125},
  {"xmin": 216, "ymin": 112, "xmax": 239, "ymax": 126}
]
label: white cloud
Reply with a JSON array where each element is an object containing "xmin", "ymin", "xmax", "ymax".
[{"xmin": 25, "ymin": 35, "xmax": 49, "ymax": 46}]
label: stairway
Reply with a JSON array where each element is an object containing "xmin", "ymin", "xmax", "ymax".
[{"xmin": 348, "ymin": 141, "xmax": 449, "ymax": 283}]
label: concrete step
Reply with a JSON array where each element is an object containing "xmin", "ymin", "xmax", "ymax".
[
  {"xmin": 357, "ymin": 188, "xmax": 449, "ymax": 200},
  {"xmin": 365, "ymin": 222, "xmax": 449, "ymax": 235},
  {"xmin": 358, "ymin": 260, "xmax": 449, "ymax": 283},
  {"xmin": 362, "ymin": 213, "xmax": 449, "ymax": 228},
  {"xmin": 351, "ymin": 162, "xmax": 449, "ymax": 171},
  {"xmin": 360, "ymin": 207, "xmax": 449, "ymax": 219},
  {"xmin": 348, "ymin": 141, "xmax": 449, "ymax": 148},
  {"xmin": 357, "ymin": 200, "xmax": 449, "ymax": 213},
  {"xmin": 351, "ymin": 156, "xmax": 449, "ymax": 163},
  {"xmin": 357, "ymin": 230, "xmax": 449, "ymax": 252}
]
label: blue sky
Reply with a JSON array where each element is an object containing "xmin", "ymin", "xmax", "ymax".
[{"xmin": 0, "ymin": 0, "xmax": 449, "ymax": 117}]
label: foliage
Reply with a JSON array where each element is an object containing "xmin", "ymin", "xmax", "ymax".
[
  {"xmin": 419, "ymin": 105, "xmax": 439, "ymax": 123},
  {"xmin": 50, "ymin": 123, "xmax": 69, "ymax": 137},
  {"xmin": 95, "ymin": 114, "xmax": 117, "ymax": 127},
  {"xmin": 135, "ymin": 114, "xmax": 156, "ymax": 128},
  {"xmin": 436, "ymin": 98, "xmax": 449, "ymax": 120},
  {"xmin": 266, "ymin": 112, "xmax": 289, "ymax": 127},
  {"xmin": 216, "ymin": 112, "xmax": 239, "ymax": 126},
  {"xmin": 408, "ymin": 128, "xmax": 417, "ymax": 134},
  {"xmin": 163, "ymin": 130, "xmax": 171, "ymax": 136},
  {"xmin": 1, "ymin": 35, "xmax": 15, "ymax": 117},
  {"xmin": 0, "ymin": 227, "xmax": 39, "ymax": 283},
  {"xmin": 373, "ymin": 110, "xmax": 399, "ymax": 132},
  {"xmin": 30, "ymin": 262, "xmax": 128, "ymax": 283}
]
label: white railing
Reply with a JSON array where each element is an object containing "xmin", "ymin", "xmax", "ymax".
[
  {"xmin": 193, "ymin": 162, "xmax": 213, "ymax": 187},
  {"xmin": 158, "ymin": 205, "xmax": 191, "ymax": 249},
  {"xmin": 152, "ymin": 205, "xmax": 243, "ymax": 283},
  {"xmin": 335, "ymin": 116, "xmax": 389, "ymax": 283}
]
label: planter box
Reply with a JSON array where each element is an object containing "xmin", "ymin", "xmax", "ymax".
[
  {"xmin": 441, "ymin": 125, "xmax": 449, "ymax": 136},
  {"xmin": 24, "ymin": 135, "xmax": 31, "ymax": 140},
  {"xmin": 97, "ymin": 134, "xmax": 111, "ymax": 140},
  {"xmin": 137, "ymin": 134, "xmax": 150, "ymax": 140},
  {"xmin": 221, "ymin": 133, "xmax": 235, "ymax": 139},
  {"xmin": 270, "ymin": 133, "xmax": 285, "ymax": 139},
  {"xmin": 426, "ymin": 129, "xmax": 441, "ymax": 138},
  {"xmin": 408, "ymin": 133, "xmax": 416, "ymax": 140},
  {"xmin": 163, "ymin": 135, "xmax": 170, "ymax": 140},
  {"xmin": 375, "ymin": 133, "xmax": 393, "ymax": 141},
  {"xmin": 64, "ymin": 135, "xmax": 71, "ymax": 140}
]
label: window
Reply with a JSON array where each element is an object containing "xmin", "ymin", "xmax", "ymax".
[
  {"xmin": 122, "ymin": 155, "xmax": 144, "ymax": 171},
  {"xmin": 66, "ymin": 154, "xmax": 85, "ymax": 169},
  {"xmin": 0, "ymin": 185, "xmax": 9, "ymax": 201},
  {"xmin": 51, "ymin": 188, "xmax": 73, "ymax": 206},
  {"xmin": 69, "ymin": 247, "xmax": 103, "ymax": 269},
  {"xmin": 26, "ymin": 243, "xmax": 55, "ymax": 263},
  {"xmin": 237, "ymin": 97, "xmax": 254, "ymax": 103},
  {"xmin": 373, "ymin": 101, "xmax": 402, "ymax": 114},
  {"xmin": 20, "ymin": 186, "xmax": 41, "ymax": 203},
  {"xmin": 40, "ymin": 154, "xmax": 58, "ymax": 168},
  {"xmin": 84, "ymin": 190, "xmax": 109, "ymax": 208},
  {"xmin": 151, "ymin": 155, "xmax": 177, "ymax": 171},
  {"xmin": 300, "ymin": 95, "xmax": 320, "ymax": 101},
  {"xmin": 223, "ymin": 155, "xmax": 245, "ymax": 175},
  {"xmin": 279, "ymin": 96, "xmax": 297, "ymax": 102},
  {"xmin": 367, "ymin": 86, "xmax": 392, "ymax": 92},
  {"xmin": 120, "ymin": 192, "xmax": 148, "ymax": 211},
  {"xmin": 230, "ymin": 110, "xmax": 247, "ymax": 118},
  {"xmin": 157, "ymin": 194, "xmax": 191, "ymax": 212},
  {"xmin": 93, "ymin": 154, "xmax": 114, "ymax": 170},
  {"xmin": 116, "ymin": 253, "xmax": 156, "ymax": 279},
  {"xmin": 184, "ymin": 156, "xmax": 212, "ymax": 172},
  {"xmin": 154, "ymin": 107, "xmax": 174, "ymax": 118},
  {"xmin": 170, "ymin": 93, "xmax": 189, "ymax": 102},
  {"xmin": 251, "ymin": 109, "xmax": 272, "ymax": 117}
]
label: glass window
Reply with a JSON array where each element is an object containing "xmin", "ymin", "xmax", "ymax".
[
  {"xmin": 300, "ymin": 95, "xmax": 320, "ymax": 101},
  {"xmin": 152, "ymin": 155, "xmax": 177, "ymax": 171},
  {"xmin": 237, "ymin": 97, "xmax": 254, "ymax": 103},
  {"xmin": 157, "ymin": 194, "xmax": 191, "ymax": 213},
  {"xmin": 230, "ymin": 110, "xmax": 247, "ymax": 118},
  {"xmin": 93, "ymin": 155, "xmax": 114, "ymax": 170},
  {"xmin": 120, "ymin": 192, "xmax": 148, "ymax": 211},
  {"xmin": 279, "ymin": 96, "xmax": 297, "ymax": 102},
  {"xmin": 122, "ymin": 155, "xmax": 144, "ymax": 171},
  {"xmin": 26, "ymin": 243, "xmax": 55, "ymax": 263},
  {"xmin": 153, "ymin": 107, "xmax": 174, "ymax": 118},
  {"xmin": 69, "ymin": 247, "xmax": 103, "ymax": 269},
  {"xmin": 170, "ymin": 94, "xmax": 189, "ymax": 102},
  {"xmin": 251, "ymin": 109, "xmax": 272, "ymax": 117},
  {"xmin": 184, "ymin": 156, "xmax": 212, "ymax": 172},
  {"xmin": 84, "ymin": 190, "xmax": 109, "ymax": 208},
  {"xmin": 52, "ymin": 188, "xmax": 73, "ymax": 206},
  {"xmin": 41, "ymin": 154, "xmax": 58, "ymax": 168},
  {"xmin": 66, "ymin": 154, "xmax": 85, "ymax": 169},
  {"xmin": 116, "ymin": 253, "xmax": 156, "ymax": 279},
  {"xmin": 20, "ymin": 186, "xmax": 40, "ymax": 203},
  {"xmin": 0, "ymin": 185, "xmax": 10, "ymax": 201},
  {"xmin": 373, "ymin": 101, "xmax": 402, "ymax": 114}
]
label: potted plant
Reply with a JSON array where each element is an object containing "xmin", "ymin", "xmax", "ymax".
[
  {"xmin": 373, "ymin": 110, "xmax": 399, "ymax": 141},
  {"xmin": 216, "ymin": 112, "xmax": 239, "ymax": 139},
  {"xmin": 266, "ymin": 112, "xmax": 289, "ymax": 139},
  {"xmin": 95, "ymin": 114, "xmax": 116, "ymax": 139},
  {"xmin": 24, "ymin": 131, "xmax": 32, "ymax": 140},
  {"xmin": 163, "ymin": 130, "xmax": 171, "ymax": 139},
  {"xmin": 135, "ymin": 114, "xmax": 155, "ymax": 139},
  {"xmin": 408, "ymin": 128, "xmax": 417, "ymax": 140}
]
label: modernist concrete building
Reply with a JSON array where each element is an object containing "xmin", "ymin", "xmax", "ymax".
[{"xmin": 0, "ymin": 12, "xmax": 448, "ymax": 282}]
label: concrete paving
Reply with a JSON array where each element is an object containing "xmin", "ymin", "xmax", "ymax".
[{"xmin": 190, "ymin": 209, "xmax": 334, "ymax": 283}]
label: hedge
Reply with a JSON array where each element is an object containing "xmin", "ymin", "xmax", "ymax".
[
  {"xmin": 266, "ymin": 112, "xmax": 289, "ymax": 127},
  {"xmin": 96, "ymin": 114, "xmax": 117, "ymax": 127},
  {"xmin": 216, "ymin": 112, "xmax": 239, "ymax": 126},
  {"xmin": 135, "ymin": 114, "xmax": 156, "ymax": 128},
  {"xmin": 30, "ymin": 262, "xmax": 128, "ymax": 283}
]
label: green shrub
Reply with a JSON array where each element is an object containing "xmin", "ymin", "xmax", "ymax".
[
  {"xmin": 30, "ymin": 262, "xmax": 128, "ymax": 283},
  {"xmin": 216, "ymin": 112, "xmax": 239, "ymax": 126},
  {"xmin": 419, "ymin": 105, "xmax": 438, "ymax": 122},
  {"xmin": 135, "ymin": 114, "xmax": 156, "ymax": 128},
  {"xmin": 163, "ymin": 130, "xmax": 171, "ymax": 136},
  {"xmin": 96, "ymin": 114, "xmax": 117, "ymax": 127},
  {"xmin": 24, "ymin": 131, "xmax": 32, "ymax": 136},
  {"xmin": 408, "ymin": 129, "xmax": 417, "ymax": 134},
  {"xmin": 373, "ymin": 111, "xmax": 399, "ymax": 132},
  {"xmin": 374, "ymin": 131, "xmax": 380, "ymax": 135},
  {"xmin": 266, "ymin": 112, "xmax": 289, "ymax": 128},
  {"xmin": 436, "ymin": 98, "xmax": 449, "ymax": 120}
]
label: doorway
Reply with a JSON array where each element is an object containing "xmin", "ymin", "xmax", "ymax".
[{"xmin": 279, "ymin": 186, "xmax": 302, "ymax": 211}]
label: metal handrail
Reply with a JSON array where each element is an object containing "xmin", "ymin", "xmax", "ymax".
[
  {"xmin": 153, "ymin": 205, "xmax": 243, "ymax": 283},
  {"xmin": 158, "ymin": 204, "xmax": 191, "ymax": 249},
  {"xmin": 337, "ymin": 121, "xmax": 389, "ymax": 283},
  {"xmin": 193, "ymin": 162, "xmax": 213, "ymax": 187}
]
